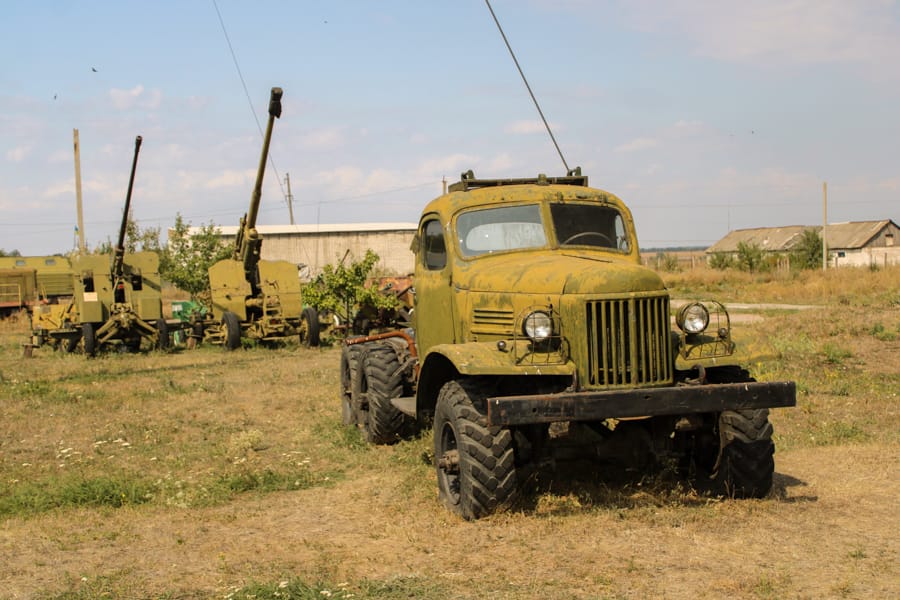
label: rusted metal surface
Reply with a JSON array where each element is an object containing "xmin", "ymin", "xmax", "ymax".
[{"xmin": 487, "ymin": 381, "xmax": 797, "ymax": 426}]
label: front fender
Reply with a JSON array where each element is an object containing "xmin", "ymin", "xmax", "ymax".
[
  {"xmin": 675, "ymin": 331, "xmax": 781, "ymax": 371},
  {"xmin": 426, "ymin": 342, "xmax": 576, "ymax": 376}
]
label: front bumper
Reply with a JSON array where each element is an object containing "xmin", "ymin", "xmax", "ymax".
[{"xmin": 487, "ymin": 381, "xmax": 796, "ymax": 426}]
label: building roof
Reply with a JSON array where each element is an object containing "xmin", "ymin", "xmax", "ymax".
[
  {"xmin": 188, "ymin": 222, "xmax": 419, "ymax": 236},
  {"xmin": 825, "ymin": 220, "xmax": 895, "ymax": 249},
  {"xmin": 706, "ymin": 220, "xmax": 897, "ymax": 253},
  {"xmin": 705, "ymin": 225, "xmax": 812, "ymax": 254}
]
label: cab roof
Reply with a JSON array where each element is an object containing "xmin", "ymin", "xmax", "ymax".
[{"xmin": 423, "ymin": 169, "xmax": 625, "ymax": 221}]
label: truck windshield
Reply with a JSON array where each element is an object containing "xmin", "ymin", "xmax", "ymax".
[
  {"xmin": 457, "ymin": 204, "xmax": 546, "ymax": 257},
  {"xmin": 550, "ymin": 203, "xmax": 630, "ymax": 252}
]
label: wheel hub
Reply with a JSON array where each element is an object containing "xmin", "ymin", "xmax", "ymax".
[{"xmin": 437, "ymin": 449, "xmax": 460, "ymax": 474}]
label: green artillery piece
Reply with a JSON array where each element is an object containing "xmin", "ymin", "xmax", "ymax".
[
  {"xmin": 199, "ymin": 87, "xmax": 319, "ymax": 350},
  {"xmin": 71, "ymin": 136, "xmax": 169, "ymax": 356}
]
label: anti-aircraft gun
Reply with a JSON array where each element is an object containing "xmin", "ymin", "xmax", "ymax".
[
  {"xmin": 71, "ymin": 135, "xmax": 169, "ymax": 356},
  {"xmin": 201, "ymin": 87, "xmax": 319, "ymax": 350}
]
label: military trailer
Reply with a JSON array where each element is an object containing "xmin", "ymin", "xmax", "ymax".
[
  {"xmin": 0, "ymin": 268, "xmax": 37, "ymax": 318},
  {"xmin": 197, "ymin": 87, "xmax": 319, "ymax": 350},
  {"xmin": 341, "ymin": 170, "xmax": 796, "ymax": 519},
  {"xmin": 0, "ymin": 256, "xmax": 74, "ymax": 318}
]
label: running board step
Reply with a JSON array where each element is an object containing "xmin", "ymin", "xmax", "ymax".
[{"xmin": 390, "ymin": 396, "xmax": 416, "ymax": 417}]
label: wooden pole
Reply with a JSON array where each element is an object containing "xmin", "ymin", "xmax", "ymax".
[
  {"xmin": 285, "ymin": 173, "xmax": 295, "ymax": 225},
  {"xmin": 822, "ymin": 181, "xmax": 828, "ymax": 271},
  {"xmin": 73, "ymin": 129, "xmax": 86, "ymax": 253}
]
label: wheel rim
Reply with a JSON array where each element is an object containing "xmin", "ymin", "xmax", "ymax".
[{"xmin": 437, "ymin": 421, "xmax": 461, "ymax": 505}]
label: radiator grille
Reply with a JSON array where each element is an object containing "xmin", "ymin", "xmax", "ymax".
[
  {"xmin": 585, "ymin": 295, "xmax": 672, "ymax": 387},
  {"xmin": 472, "ymin": 308, "xmax": 515, "ymax": 334}
]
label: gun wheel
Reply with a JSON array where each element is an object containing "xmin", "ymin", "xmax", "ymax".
[
  {"xmin": 299, "ymin": 307, "xmax": 320, "ymax": 348},
  {"xmin": 156, "ymin": 319, "xmax": 170, "ymax": 350},
  {"xmin": 82, "ymin": 323, "xmax": 97, "ymax": 357},
  {"xmin": 222, "ymin": 311, "xmax": 242, "ymax": 350}
]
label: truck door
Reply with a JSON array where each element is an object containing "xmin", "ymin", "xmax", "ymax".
[{"xmin": 414, "ymin": 216, "xmax": 456, "ymax": 356}]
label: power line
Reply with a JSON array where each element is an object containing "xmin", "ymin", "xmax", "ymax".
[
  {"xmin": 485, "ymin": 0, "xmax": 570, "ymax": 174},
  {"xmin": 211, "ymin": 0, "xmax": 287, "ymax": 202}
]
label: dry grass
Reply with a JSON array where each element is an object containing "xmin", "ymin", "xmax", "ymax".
[
  {"xmin": 0, "ymin": 269, "xmax": 898, "ymax": 599},
  {"xmin": 661, "ymin": 264, "xmax": 899, "ymax": 307}
]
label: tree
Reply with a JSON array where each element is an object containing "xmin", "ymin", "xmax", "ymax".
[
  {"xmin": 302, "ymin": 249, "xmax": 398, "ymax": 326},
  {"xmin": 125, "ymin": 219, "xmax": 162, "ymax": 254},
  {"xmin": 88, "ymin": 218, "xmax": 161, "ymax": 256},
  {"xmin": 790, "ymin": 228, "xmax": 823, "ymax": 270},
  {"xmin": 736, "ymin": 241, "xmax": 765, "ymax": 273},
  {"xmin": 159, "ymin": 214, "xmax": 232, "ymax": 297},
  {"xmin": 0, "ymin": 248, "xmax": 22, "ymax": 257}
]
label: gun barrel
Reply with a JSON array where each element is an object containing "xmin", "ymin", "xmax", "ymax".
[
  {"xmin": 113, "ymin": 135, "xmax": 143, "ymax": 277},
  {"xmin": 245, "ymin": 87, "xmax": 282, "ymax": 232}
]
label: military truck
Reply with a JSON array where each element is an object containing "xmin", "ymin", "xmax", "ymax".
[
  {"xmin": 197, "ymin": 87, "xmax": 319, "ymax": 350},
  {"xmin": 341, "ymin": 170, "xmax": 796, "ymax": 519}
]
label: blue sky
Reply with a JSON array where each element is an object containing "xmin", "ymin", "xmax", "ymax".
[{"xmin": 2, "ymin": 0, "xmax": 898, "ymax": 255}]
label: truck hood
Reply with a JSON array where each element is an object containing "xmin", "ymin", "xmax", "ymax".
[{"xmin": 457, "ymin": 252, "xmax": 666, "ymax": 296}]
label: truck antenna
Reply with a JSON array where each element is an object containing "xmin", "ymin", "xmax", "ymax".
[{"xmin": 485, "ymin": 0, "xmax": 571, "ymax": 173}]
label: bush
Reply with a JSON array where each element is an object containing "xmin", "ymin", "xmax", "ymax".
[
  {"xmin": 708, "ymin": 252, "xmax": 735, "ymax": 270},
  {"xmin": 736, "ymin": 241, "xmax": 765, "ymax": 273}
]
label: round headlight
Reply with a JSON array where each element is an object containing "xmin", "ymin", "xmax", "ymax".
[
  {"xmin": 523, "ymin": 311, "xmax": 553, "ymax": 341},
  {"xmin": 678, "ymin": 303, "xmax": 709, "ymax": 334}
]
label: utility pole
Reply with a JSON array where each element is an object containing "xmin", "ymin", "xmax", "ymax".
[
  {"xmin": 73, "ymin": 129, "xmax": 86, "ymax": 253},
  {"xmin": 285, "ymin": 173, "xmax": 295, "ymax": 225},
  {"xmin": 822, "ymin": 181, "xmax": 828, "ymax": 271}
]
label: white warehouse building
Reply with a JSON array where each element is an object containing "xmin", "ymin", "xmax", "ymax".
[{"xmin": 187, "ymin": 222, "xmax": 418, "ymax": 279}]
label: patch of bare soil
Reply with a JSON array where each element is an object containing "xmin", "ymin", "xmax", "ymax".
[{"xmin": 2, "ymin": 442, "xmax": 897, "ymax": 599}]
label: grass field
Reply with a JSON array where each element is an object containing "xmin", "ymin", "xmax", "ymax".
[{"xmin": 0, "ymin": 267, "xmax": 898, "ymax": 599}]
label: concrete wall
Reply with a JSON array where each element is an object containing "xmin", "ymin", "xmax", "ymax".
[
  {"xmin": 218, "ymin": 229, "xmax": 416, "ymax": 279},
  {"xmin": 831, "ymin": 247, "xmax": 900, "ymax": 268}
]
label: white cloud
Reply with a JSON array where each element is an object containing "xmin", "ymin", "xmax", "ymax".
[
  {"xmin": 6, "ymin": 146, "xmax": 30, "ymax": 162},
  {"xmin": 505, "ymin": 120, "xmax": 557, "ymax": 135},
  {"xmin": 615, "ymin": 137, "xmax": 660, "ymax": 153},
  {"xmin": 487, "ymin": 153, "xmax": 515, "ymax": 172},
  {"xmin": 300, "ymin": 127, "xmax": 345, "ymax": 149},
  {"xmin": 415, "ymin": 153, "xmax": 478, "ymax": 176},
  {"xmin": 623, "ymin": 0, "xmax": 900, "ymax": 69},
  {"xmin": 108, "ymin": 85, "xmax": 163, "ymax": 110},
  {"xmin": 205, "ymin": 169, "xmax": 256, "ymax": 190}
]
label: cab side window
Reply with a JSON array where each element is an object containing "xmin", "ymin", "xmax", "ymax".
[{"xmin": 422, "ymin": 219, "xmax": 446, "ymax": 270}]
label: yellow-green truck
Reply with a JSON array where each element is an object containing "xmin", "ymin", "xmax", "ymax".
[{"xmin": 341, "ymin": 170, "xmax": 796, "ymax": 519}]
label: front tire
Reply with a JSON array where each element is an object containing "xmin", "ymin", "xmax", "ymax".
[
  {"xmin": 434, "ymin": 379, "xmax": 517, "ymax": 520},
  {"xmin": 708, "ymin": 409, "xmax": 775, "ymax": 498},
  {"xmin": 693, "ymin": 368, "xmax": 775, "ymax": 498}
]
